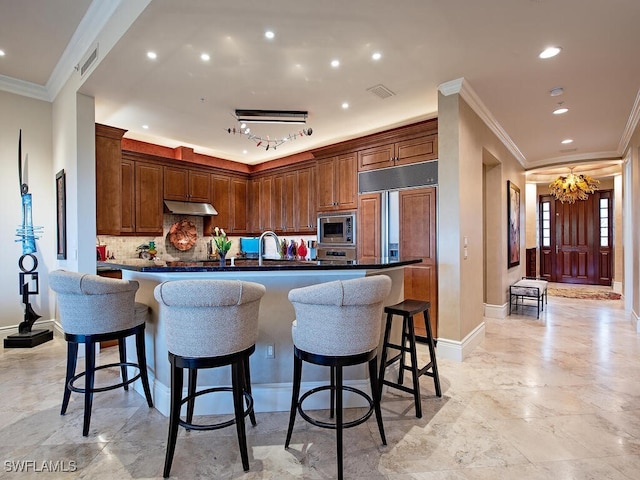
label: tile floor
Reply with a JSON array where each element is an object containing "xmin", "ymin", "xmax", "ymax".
[{"xmin": 1, "ymin": 292, "xmax": 639, "ymax": 479}]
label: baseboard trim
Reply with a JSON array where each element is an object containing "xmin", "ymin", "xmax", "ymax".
[
  {"xmin": 436, "ymin": 322, "xmax": 485, "ymax": 362},
  {"xmin": 484, "ymin": 302, "xmax": 507, "ymax": 319},
  {"xmin": 613, "ymin": 281, "xmax": 622, "ymax": 294}
]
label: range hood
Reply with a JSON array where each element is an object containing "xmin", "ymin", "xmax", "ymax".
[{"xmin": 164, "ymin": 200, "xmax": 218, "ymax": 216}]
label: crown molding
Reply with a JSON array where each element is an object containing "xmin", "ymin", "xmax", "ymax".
[
  {"xmin": 46, "ymin": 0, "xmax": 124, "ymax": 101},
  {"xmin": 0, "ymin": 74, "xmax": 48, "ymax": 101},
  {"xmin": 525, "ymin": 150, "xmax": 621, "ymax": 170},
  {"xmin": 438, "ymin": 77, "xmax": 526, "ymax": 167},
  {"xmin": 618, "ymin": 88, "xmax": 640, "ymax": 156}
]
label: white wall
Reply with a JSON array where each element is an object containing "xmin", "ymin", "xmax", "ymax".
[{"xmin": 0, "ymin": 91, "xmax": 55, "ymax": 329}]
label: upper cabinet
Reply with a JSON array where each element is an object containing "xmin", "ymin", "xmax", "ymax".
[
  {"xmin": 317, "ymin": 153, "xmax": 357, "ymax": 212},
  {"xmin": 96, "ymin": 124, "xmax": 127, "ymax": 235},
  {"xmin": 164, "ymin": 166, "xmax": 211, "ymax": 203},
  {"xmin": 120, "ymin": 154, "xmax": 164, "ymax": 235},
  {"xmin": 210, "ymin": 173, "xmax": 248, "ymax": 235},
  {"xmin": 358, "ymin": 134, "xmax": 438, "ymax": 172}
]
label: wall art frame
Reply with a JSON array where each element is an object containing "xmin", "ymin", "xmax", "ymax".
[
  {"xmin": 507, "ymin": 180, "xmax": 521, "ymax": 268},
  {"xmin": 56, "ymin": 169, "xmax": 67, "ymax": 260}
]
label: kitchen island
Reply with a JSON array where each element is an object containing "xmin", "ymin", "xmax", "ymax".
[{"xmin": 102, "ymin": 257, "xmax": 420, "ymax": 416}]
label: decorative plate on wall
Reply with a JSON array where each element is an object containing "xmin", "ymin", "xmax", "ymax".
[{"xmin": 168, "ymin": 220, "xmax": 197, "ymax": 251}]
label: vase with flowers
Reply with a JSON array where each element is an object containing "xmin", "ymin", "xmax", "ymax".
[{"xmin": 212, "ymin": 226, "xmax": 232, "ymax": 266}]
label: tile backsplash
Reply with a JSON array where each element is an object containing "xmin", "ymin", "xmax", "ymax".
[{"xmin": 99, "ymin": 215, "xmax": 317, "ymax": 262}]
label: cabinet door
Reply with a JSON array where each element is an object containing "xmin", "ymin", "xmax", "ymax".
[
  {"xmin": 399, "ymin": 187, "xmax": 437, "ymax": 337},
  {"xmin": 358, "ymin": 144, "xmax": 394, "ymax": 172},
  {"xmin": 230, "ymin": 178, "xmax": 248, "ymax": 233},
  {"xmin": 211, "ymin": 174, "xmax": 232, "ymax": 231},
  {"xmin": 135, "ymin": 162, "xmax": 164, "ymax": 235},
  {"xmin": 120, "ymin": 159, "xmax": 135, "ymax": 233},
  {"xmin": 295, "ymin": 166, "xmax": 316, "ymax": 233},
  {"xmin": 316, "ymin": 157, "xmax": 337, "ymax": 211},
  {"xmin": 357, "ymin": 193, "xmax": 381, "ymax": 260},
  {"xmin": 96, "ymin": 126, "xmax": 126, "ymax": 235},
  {"xmin": 163, "ymin": 166, "xmax": 188, "ymax": 201},
  {"xmin": 282, "ymin": 171, "xmax": 296, "ymax": 231},
  {"xmin": 336, "ymin": 153, "xmax": 357, "ymax": 210},
  {"xmin": 260, "ymin": 176, "xmax": 275, "ymax": 231},
  {"xmin": 248, "ymin": 178, "xmax": 261, "ymax": 233},
  {"xmin": 273, "ymin": 174, "xmax": 285, "ymax": 231},
  {"xmin": 395, "ymin": 134, "xmax": 438, "ymax": 166},
  {"xmin": 189, "ymin": 170, "xmax": 211, "ymax": 202}
]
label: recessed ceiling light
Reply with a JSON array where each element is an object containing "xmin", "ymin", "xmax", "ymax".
[
  {"xmin": 331, "ymin": 59, "xmax": 340, "ymax": 68},
  {"xmin": 201, "ymin": 53, "xmax": 210, "ymax": 61},
  {"xmin": 561, "ymin": 138, "xmax": 573, "ymax": 144},
  {"xmin": 539, "ymin": 46, "xmax": 561, "ymax": 59},
  {"xmin": 142, "ymin": 125, "xmax": 149, "ymax": 129},
  {"xmin": 371, "ymin": 52, "xmax": 382, "ymax": 61},
  {"xmin": 147, "ymin": 51, "xmax": 157, "ymax": 60},
  {"xmin": 265, "ymin": 30, "xmax": 275, "ymax": 40},
  {"xmin": 553, "ymin": 107, "xmax": 569, "ymax": 115},
  {"xmin": 242, "ymin": 150, "xmax": 248, "ymax": 154},
  {"xmin": 342, "ymin": 102, "xmax": 349, "ymax": 109},
  {"xmin": 0, "ymin": 50, "xmax": 5, "ymax": 57},
  {"xmin": 549, "ymin": 87, "xmax": 564, "ymax": 97}
]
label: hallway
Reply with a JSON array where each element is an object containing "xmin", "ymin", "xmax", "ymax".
[{"xmin": 1, "ymin": 294, "xmax": 638, "ymax": 479}]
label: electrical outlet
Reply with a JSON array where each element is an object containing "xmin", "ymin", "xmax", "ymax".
[{"xmin": 266, "ymin": 344, "xmax": 275, "ymax": 359}]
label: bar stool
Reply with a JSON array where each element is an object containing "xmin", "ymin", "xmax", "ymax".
[
  {"xmin": 154, "ymin": 279, "xmax": 266, "ymax": 478},
  {"xmin": 285, "ymin": 275, "xmax": 391, "ymax": 480},
  {"xmin": 49, "ymin": 270, "xmax": 153, "ymax": 436},
  {"xmin": 378, "ymin": 299, "xmax": 441, "ymax": 418}
]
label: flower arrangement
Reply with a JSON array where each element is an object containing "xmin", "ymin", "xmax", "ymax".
[{"xmin": 212, "ymin": 227, "xmax": 232, "ymax": 257}]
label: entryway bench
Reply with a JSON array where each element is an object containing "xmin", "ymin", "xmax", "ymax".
[{"xmin": 509, "ymin": 277, "xmax": 548, "ymax": 319}]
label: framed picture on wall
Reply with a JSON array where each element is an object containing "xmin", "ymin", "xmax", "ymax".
[
  {"xmin": 507, "ymin": 180, "xmax": 520, "ymax": 268},
  {"xmin": 56, "ymin": 169, "xmax": 67, "ymax": 260}
]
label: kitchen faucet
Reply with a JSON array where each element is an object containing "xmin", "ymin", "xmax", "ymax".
[{"xmin": 258, "ymin": 230, "xmax": 280, "ymax": 266}]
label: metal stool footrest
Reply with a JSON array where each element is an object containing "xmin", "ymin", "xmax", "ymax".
[
  {"xmin": 178, "ymin": 386, "xmax": 254, "ymax": 431},
  {"xmin": 68, "ymin": 361, "xmax": 143, "ymax": 394},
  {"xmin": 298, "ymin": 385, "xmax": 374, "ymax": 430}
]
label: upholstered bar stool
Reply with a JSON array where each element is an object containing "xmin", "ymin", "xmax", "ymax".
[
  {"xmin": 378, "ymin": 299, "xmax": 441, "ymax": 418},
  {"xmin": 154, "ymin": 279, "xmax": 266, "ymax": 478},
  {"xmin": 49, "ymin": 270, "xmax": 153, "ymax": 436},
  {"xmin": 285, "ymin": 275, "xmax": 391, "ymax": 480}
]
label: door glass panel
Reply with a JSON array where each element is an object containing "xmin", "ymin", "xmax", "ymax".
[
  {"xmin": 541, "ymin": 202, "xmax": 551, "ymax": 247},
  {"xmin": 599, "ymin": 198, "xmax": 609, "ymax": 247}
]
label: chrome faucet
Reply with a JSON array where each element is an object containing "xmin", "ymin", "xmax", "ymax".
[{"xmin": 258, "ymin": 230, "xmax": 280, "ymax": 266}]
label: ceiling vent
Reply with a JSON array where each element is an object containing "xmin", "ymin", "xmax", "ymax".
[
  {"xmin": 367, "ymin": 84, "xmax": 395, "ymax": 99},
  {"xmin": 79, "ymin": 44, "xmax": 98, "ymax": 77}
]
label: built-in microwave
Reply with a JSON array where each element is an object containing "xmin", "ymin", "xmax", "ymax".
[{"xmin": 317, "ymin": 212, "xmax": 356, "ymax": 246}]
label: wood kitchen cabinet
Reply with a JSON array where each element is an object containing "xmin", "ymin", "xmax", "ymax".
[
  {"xmin": 164, "ymin": 166, "xmax": 210, "ymax": 203},
  {"xmin": 96, "ymin": 124, "xmax": 127, "ymax": 235},
  {"xmin": 271, "ymin": 165, "xmax": 316, "ymax": 234},
  {"xmin": 399, "ymin": 187, "xmax": 438, "ymax": 337},
  {"xmin": 358, "ymin": 134, "xmax": 437, "ymax": 172},
  {"xmin": 210, "ymin": 173, "xmax": 248, "ymax": 234},
  {"xmin": 248, "ymin": 175, "xmax": 276, "ymax": 233},
  {"xmin": 357, "ymin": 193, "xmax": 381, "ymax": 261},
  {"xmin": 120, "ymin": 157, "xmax": 163, "ymax": 235},
  {"xmin": 295, "ymin": 165, "xmax": 316, "ymax": 233},
  {"xmin": 317, "ymin": 153, "xmax": 357, "ymax": 212}
]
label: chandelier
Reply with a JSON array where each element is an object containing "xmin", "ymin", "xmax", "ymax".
[
  {"xmin": 226, "ymin": 109, "xmax": 313, "ymax": 151},
  {"xmin": 548, "ymin": 168, "xmax": 599, "ymax": 203}
]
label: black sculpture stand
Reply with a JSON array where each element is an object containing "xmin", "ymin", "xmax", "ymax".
[
  {"xmin": 4, "ymin": 329, "xmax": 53, "ymax": 348},
  {"xmin": 4, "ymin": 254, "xmax": 52, "ymax": 348}
]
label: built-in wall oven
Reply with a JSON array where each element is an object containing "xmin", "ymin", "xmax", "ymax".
[{"xmin": 317, "ymin": 211, "xmax": 357, "ymax": 261}]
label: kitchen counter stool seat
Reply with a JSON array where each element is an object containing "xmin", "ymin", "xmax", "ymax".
[
  {"xmin": 285, "ymin": 275, "xmax": 392, "ymax": 480},
  {"xmin": 49, "ymin": 270, "xmax": 153, "ymax": 437},
  {"xmin": 378, "ymin": 299, "xmax": 441, "ymax": 418},
  {"xmin": 154, "ymin": 279, "xmax": 266, "ymax": 478}
]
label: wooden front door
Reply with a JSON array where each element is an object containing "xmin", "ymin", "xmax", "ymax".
[{"xmin": 539, "ymin": 190, "xmax": 612, "ymax": 285}]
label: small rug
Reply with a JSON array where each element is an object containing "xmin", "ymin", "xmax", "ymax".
[{"xmin": 547, "ymin": 287, "xmax": 621, "ymax": 300}]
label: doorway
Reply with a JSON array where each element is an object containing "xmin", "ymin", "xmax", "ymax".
[{"xmin": 539, "ymin": 190, "xmax": 613, "ymax": 285}]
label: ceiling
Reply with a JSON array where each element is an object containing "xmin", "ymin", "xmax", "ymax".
[{"xmin": 1, "ymin": 0, "xmax": 639, "ymax": 177}]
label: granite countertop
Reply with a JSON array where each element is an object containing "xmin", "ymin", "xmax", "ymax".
[{"xmin": 98, "ymin": 256, "xmax": 421, "ymax": 272}]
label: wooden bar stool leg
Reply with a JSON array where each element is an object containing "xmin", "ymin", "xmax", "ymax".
[
  {"xmin": 397, "ymin": 316, "xmax": 409, "ymax": 385},
  {"xmin": 285, "ymin": 355, "xmax": 303, "ymax": 448},
  {"xmin": 61, "ymin": 342, "xmax": 78, "ymax": 415},
  {"xmin": 378, "ymin": 313, "xmax": 393, "ymax": 399},
  {"xmin": 232, "ymin": 361, "xmax": 250, "ymax": 472},
  {"xmin": 83, "ymin": 341, "xmax": 96, "ymax": 436},
  {"xmin": 330, "ymin": 366, "xmax": 336, "ymax": 419},
  {"xmin": 407, "ymin": 316, "xmax": 422, "ymax": 418},
  {"xmin": 243, "ymin": 354, "xmax": 257, "ymax": 426},
  {"xmin": 335, "ymin": 365, "xmax": 344, "ymax": 480},
  {"xmin": 118, "ymin": 338, "xmax": 129, "ymax": 390},
  {"xmin": 164, "ymin": 360, "xmax": 183, "ymax": 478},
  {"xmin": 368, "ymin": 357, "xmax": 386, "ymax": 445},
  {"xmin": 424, "ymin": 310, "xmax": 442, "ymax": 397},
  {"xmin": 186, "ymin": 368, "xmax": 197, "ymax": 427}
]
